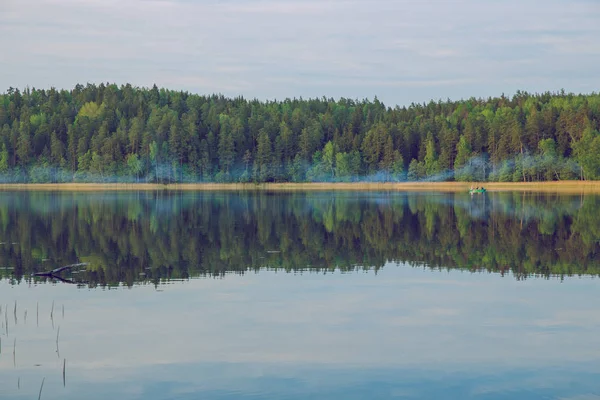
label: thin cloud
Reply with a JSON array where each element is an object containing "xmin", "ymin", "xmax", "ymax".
[
  {"xmin": 220, "ymin": 0, "xmax": 343, "ymax": 15},
  {"xmin": 0, "ymin": 0, "xmax": 598, "ymax": 105}
]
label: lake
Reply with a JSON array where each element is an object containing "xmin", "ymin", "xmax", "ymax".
[{"xmin": 1, "ymin": 190, "xmax": 600, "ymax": 399}]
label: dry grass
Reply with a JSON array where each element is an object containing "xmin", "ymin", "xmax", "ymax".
[{"xmin": 1, "ymin": 181, "xmax": 600, "ymax": 193}]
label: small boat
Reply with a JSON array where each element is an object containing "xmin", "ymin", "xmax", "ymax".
[{"xmin": 469, "ymin": 187, "xmax": 486, "ymax": 194}]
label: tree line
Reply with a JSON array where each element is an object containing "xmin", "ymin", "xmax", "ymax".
[
  {"xmin": 0, "ymin": 84, "xmax": 599, "ymax": 183},
  {"xmin": 1, "ymin": 191, "xmax": 598, "ymax": 287}
]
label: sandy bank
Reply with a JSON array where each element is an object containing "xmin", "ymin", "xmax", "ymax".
[{"xmin": 0, "ymin": 181, "xmax": 599, "ymax": 193}]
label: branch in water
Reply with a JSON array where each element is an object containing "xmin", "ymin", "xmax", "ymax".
[{"xmin": 32, "ymin": 263, "xmax": 89, "ymax": 284}]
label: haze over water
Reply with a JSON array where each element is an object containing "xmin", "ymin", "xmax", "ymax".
[{"xmin": 1, "ymin": 191, "xmax": 600, "ymax": 399}]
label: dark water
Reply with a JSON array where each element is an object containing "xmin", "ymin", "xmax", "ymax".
[{"xmin": 1, "ymin": 191, "xmax": 600, "ymax": 399}]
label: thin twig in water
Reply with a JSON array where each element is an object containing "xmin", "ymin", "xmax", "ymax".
[
  {"xmin": 63, "ymin": 359, "xmax": 66, "ymax": 387},
  {"xmin": 38, "ymin": 378, "xmax": 45, "ymax": 400}
]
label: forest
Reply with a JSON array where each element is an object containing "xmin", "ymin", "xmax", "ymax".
[
  {"xmin": 0, "ymin": 84, "xmax": 599, "ymax": 183},
  {"xmin": 1, "ymin": 191, "xmax": 599, "ymax": 287}
]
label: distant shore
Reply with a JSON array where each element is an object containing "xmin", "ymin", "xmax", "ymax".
[{"xmin": 1, "ymin": 181, "xmax": 600, "ymax": 193}]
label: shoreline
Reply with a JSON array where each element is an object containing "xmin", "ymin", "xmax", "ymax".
[{"xmin": 0, "ymin": 181, "xmax": 600, "ymax": 193}]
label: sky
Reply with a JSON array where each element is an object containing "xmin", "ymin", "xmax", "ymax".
[{"xmin": 0, "ymin": 0, "xmax": 599, "ymax": 106}]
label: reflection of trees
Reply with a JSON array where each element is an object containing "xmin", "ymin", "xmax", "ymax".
[{"xmin": 0, "ymin": 191, "xmax": 599, "ymax": 287}]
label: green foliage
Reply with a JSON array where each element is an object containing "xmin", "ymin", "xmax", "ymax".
[
  {"xmin": 323, "ymin": 141, "xmax": 335, "ymax": 179},
  {"xmin": 126, "ymin": 153, "xmax": 142, "ymax": 181},
  {"xmin": 0, "ymin": 144, "xmax": 8, "ymax": 173},
  {"xmin": 289, "ymin": 154, "xmax": 305, "ymax": 182},
  {"xmin": 498, "ymin": 160, "xmax": 513, "ymax": 182},
  {"xmin": 538, "ymin": 138, "xmax": 560, "ymax": 180},
  {"xmin": 335, "ymin": 152, "xmax": 351, "ymax": 182},
  {"xmin": 29, "ymin": 161, "xmax": 52, "ymax": 183},
  {"xmin": 29, "ymin": 113, "xmax": 46, "ymax": 128},
  {"xmin": 77, "ymin": 102, "xmax": 104, "ymax": 120},
  {"xmin": 348, "ymin": 150, "xmax": 362, "ymax": 179},
  {"xmin": 390, "ymin": 152, "xmax": 405, "ymax": 181},
  {"xmin": 573, "ymin": 128, "xmax": 600, "ymax": 180},
  {"xmin": 255, "ymin": 129, "xmax": 272, "ymax": 182},
  {"xmin": 306, "ymin": 151, "xmax": 329, "ymax": 182},
  {"xmin": 0, "ymin": 84, "xmax": 597, "ymax": 182},
  {"xmin": 454, "ymin": 136, "xmax": 474, "ymax": 181},
  {"xmin": 408, "ymin": 159, "xmax": 425, "ymax": 181},
  {"xmin": 424, "ymin": 139, "xmax": 440, "ymax": 177}
]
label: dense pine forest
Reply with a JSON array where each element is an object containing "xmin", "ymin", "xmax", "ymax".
[{"xmin": 0, "ymin": 84, "xmax": 599, "ymax": 183}]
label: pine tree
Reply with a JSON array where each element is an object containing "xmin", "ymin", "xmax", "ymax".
[
  {"xmin": 50, "ymin": 131, "xmax": 65, "ymax": 165},
  {"xmin": 454, "ymin": 136, "xmax": 473, "ymax": 181},
  {"xmin": 0, "ymin": 143, "xmax": 9, "ymax": 173},
  {"xmin": 16, "ymin": 120, "xmax": 31, "ymax": 167},
  {"xmin": 424, "ymin": 138, "xmax": 439, "ymax": 177},
  {"xmin": 323, "ymin": 141, "xmax": 335, "ymax": 179},
  {"xmin": 407, "ymin": 159, "xmax": 420, "ymax": 181},
  {"xmin": 255, "ymin": 129, "xmax": 272, "ymax": 182}
]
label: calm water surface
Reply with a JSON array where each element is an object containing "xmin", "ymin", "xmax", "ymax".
[{"xmin": 1, "ymin": 191, "xmax": 599, "ymax": 399}]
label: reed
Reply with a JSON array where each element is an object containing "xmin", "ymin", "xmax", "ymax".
[
  {"xmin": 37, "ymin": 378, "xmax": 45, "ymax": 400},
  {"xmin": 56, "ymin": 326, "xmax": 61, "ymax": 358}
]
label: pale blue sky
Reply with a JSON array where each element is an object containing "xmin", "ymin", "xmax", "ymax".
[{"xmin": 1, "ymin": 0, "xmax": 599, "ymax": 106}]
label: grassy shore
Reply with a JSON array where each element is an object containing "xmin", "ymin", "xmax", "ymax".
[{"xmin": 0, "ymin": 181, "xmax": 600, "ymax": 193}]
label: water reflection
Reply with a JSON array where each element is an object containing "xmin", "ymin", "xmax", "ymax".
[
  {"xmin": 0, "ymin": 191, "xmax": 599, "ymax": 286},
  {"xmin": 1, "ymin": 191, "xmax": 600, "ymax": 399},
  {"xmin": 1, "ymin": 268, "xmax": 600, "ymax": 399}
]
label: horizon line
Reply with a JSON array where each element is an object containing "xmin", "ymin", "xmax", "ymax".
[{"xmin": 2, "ymin": 83, "xmax": 598, "ymax": 109}]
